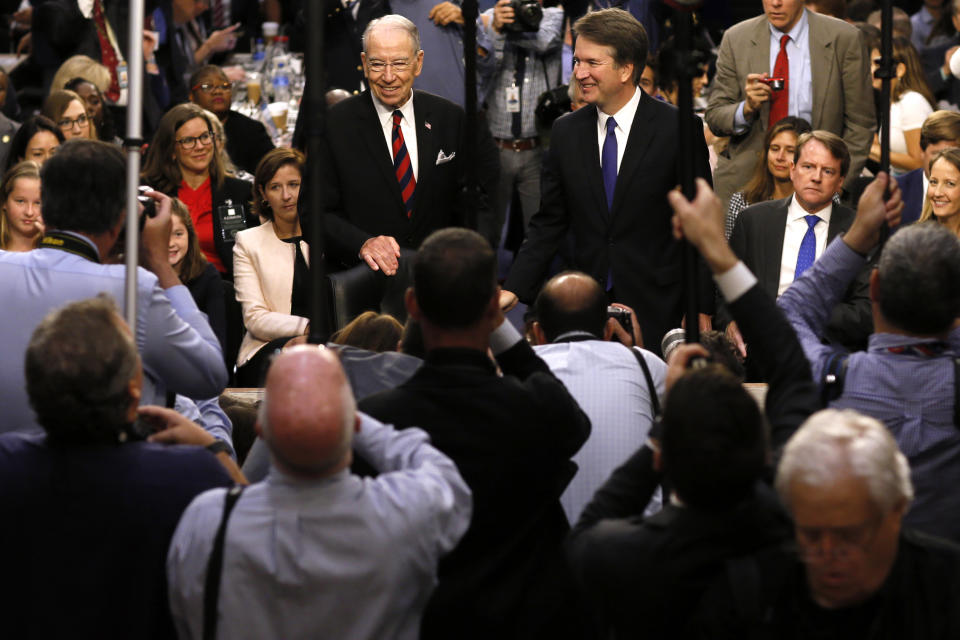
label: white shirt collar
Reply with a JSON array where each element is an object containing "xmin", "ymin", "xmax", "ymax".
[
  {"xmin": 787, "ymin": 193, "xmax": 833, "ymax": 223},
  {"xmin": 769, "ymin": 8, "xmax": 808, "ymax": 43},
  {"xmin": 597, "ymin": 86, "xmax": 642, "ymax": 135},
  {"xmin": 371, "ymin": 91, "xmax": 415, "ymax": 126}
]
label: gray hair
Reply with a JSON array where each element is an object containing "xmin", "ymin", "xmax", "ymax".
[
  {"xmin": 776, "ymin": 409, "xmax": 914, "ymax": 514},
  {"xmin": 362, "ymin": 15, "xmax": 421, "ymax": 56}
]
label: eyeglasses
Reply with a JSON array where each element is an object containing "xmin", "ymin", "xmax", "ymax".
[
  {"xmin": 795, "ymin": 515, "xmax": 882, "ymax": 563},
  {"xmin": 176, "ymin": 131, "xmax": 214, "ymax": 149},
  {"xmin": 366, "ymin": 60, "xmax": 412, "ymax": 73},
  {"xmin": 57, "ymin": 114, "xmax": 89, "ymax": 130},
  {"xmin": 192, "ymin": 82, "xmax": 232, "ymax": 94}
]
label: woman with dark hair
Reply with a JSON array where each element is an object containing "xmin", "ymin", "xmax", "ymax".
[
  {"xmin": 726, "ymin": 116, "xmax": 812, "ymax": 237},
  {"xmin": 42, "ymin": 89, "xmax": 96, "ymax": 141},
  {"xmin": 168, "ymin": 197, "xmax": 226, "ymax": 351},
  {"xmin": 868, "ymin": 35, "xmax": 936, "ymax": 175},
  {"xmin": 0, "ymin": 160, "xmax": 42, "ymax": 251},
  {"xmin": 233, "ymin": 147, "xmax": 308, "ymax": 386},
  {"xmin": 6, "ymin": 116, "xmax": 63, "ymax": 171},
  {"xmin": 142, "ymin": 103, "xmax": 254, "ymax": 277},
  {"xmin": 64, "ymin": 77, "xmax": 119, "ymax": 144}
]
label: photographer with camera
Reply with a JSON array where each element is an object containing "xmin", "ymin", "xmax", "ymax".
[
  {"xmin": 0, "ymin": 295, "xmax": 242, "ymax": 638},
  {"xmin": 477, "ymin": 0, "xmax": 563, "ymax": 244},
  {"xmin": 0, "ymin": 139, "xmax": 228, "ymax": 435},
  {"xmin": 566, "ymin": 177, "xmax": 820, "ymax": 639}
]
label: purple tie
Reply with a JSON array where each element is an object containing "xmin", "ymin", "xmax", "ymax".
[{"xmin": 602, "ymin": 116, "xmax": 618, "ymax": 211}]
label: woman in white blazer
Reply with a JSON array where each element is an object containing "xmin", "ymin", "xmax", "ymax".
[{"xmin": 234, "ymin": 148, "xmax": 309, "ymax": 386}]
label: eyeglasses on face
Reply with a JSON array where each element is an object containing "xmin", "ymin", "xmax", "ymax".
[
  {"xmin": 366, "ymin": 60, "xmax": 412, "ymax": 73},
  {"xmin": 58, "ymin": 114, "xmax": 89, "ymax": 130},
  {"xmin": 193, "ymin": 82, "xmax": 232, "ymax": 94},
  {"xmin": 176, "ymin": 131, "xmax": 214, "ymax": 149}
]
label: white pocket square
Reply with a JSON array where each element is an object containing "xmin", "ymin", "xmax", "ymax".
[{"xmin": 436, "ymin": 150, "xmax": 456, "ymax": 165}]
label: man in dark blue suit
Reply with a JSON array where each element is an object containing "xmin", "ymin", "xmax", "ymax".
[
  {"xmin": 896, "ymin": 110, "xmax": 960, "ymax": 227},
  {"xmin": 500, "ymin": 8, "xmax": 713, "ymax": 355}
]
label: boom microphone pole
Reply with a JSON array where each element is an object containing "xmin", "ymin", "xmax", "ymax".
[{"xmin": 462, "ymin": 0, "xmax": 479, "ymax": 231}]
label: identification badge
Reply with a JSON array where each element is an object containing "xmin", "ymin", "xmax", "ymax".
[
  {"xmin": 218, "ymin": 201, "xmax": 247, "ymax": 243},
  {"xmin": 506, "ymin": 85, "xmax": 520, "ymax": 113},
  {"xmin": 117, "ymin": 62, "xmax": 129, "ymax": 90}
]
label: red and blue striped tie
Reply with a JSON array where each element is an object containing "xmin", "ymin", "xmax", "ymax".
[{"xmin": 392, "ymin": 111, "xmax": 416, "ymax": 218}]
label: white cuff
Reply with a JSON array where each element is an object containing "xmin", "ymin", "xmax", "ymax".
[
  {"xmin": 714, "ymin": 261, "xmax": 757, "ymax": 304},
  {"xmin": 489, "ymin": 320, "xmax": 523, "ymax": 355}
]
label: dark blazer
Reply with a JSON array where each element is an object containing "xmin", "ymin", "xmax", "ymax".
[
  {"xmin": 222, "ymin": 111, "xmax": 275, "ymax": 175},
  {"xmin": 504, "ymin": 92, "xmax": 713, "ymax": 356},
  {"xmin": 324, "ymin": 0, "xmax": 390, "ymax": 93},
  {"xmin": 723, "ymin": 197, "xmax": 872, "ymax": 353},
  {"xmin": 174, "ymin": 176, "xmax": 255, "ymax": 278},
  {"xmin": 318, "ymin": 90, "xmax": 499, "ymax": 267},
  {"xmin": 358, "ymin": 341, "xmax": 591, "ymax": 639},
  {"xmin": 896, "ymin": 168, "xmax": 925, "ymax": 228},
  {"xmin": 185, "ymin": 262, "xmax": 227, "ymax": 355},
  {"xmin": 567, "ymin": 283, "xmax": 819, "ymax": 639}
]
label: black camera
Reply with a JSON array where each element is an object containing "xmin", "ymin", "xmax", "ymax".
[
  {"xmin": 607, "ymin": 305, "xmax": 632, "ymax": 335},
  {"xmin": 504, "ymin": 0, "xmax": 542, "ymax": 33}
]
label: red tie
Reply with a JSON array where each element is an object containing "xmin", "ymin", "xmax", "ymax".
[
  {"xmin": 91, "ymin": 0, "xmax": 120, "ymax": 102},
  {"xmin": 768, "ymin": 34, "xmax": 790, "ymax": 128},
  {"xmin": 392, "ymin": 111, "xmax": 416, "ymax": 218}
]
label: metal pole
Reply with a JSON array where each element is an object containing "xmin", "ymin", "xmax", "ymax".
[
  {"xmin": 879, "ymin": 0, "xmax": 892, "ymax": 177},
  {"xmin": 306, "ymin": 0, "xmax": 329, "ymax": 343},
  {"xmin": 124, "ymin": 0, "xmax": 146, "ymax": 329},
  {"xmin": 462, "ymin": 0, "xmax": 478, "ymax": 231}
]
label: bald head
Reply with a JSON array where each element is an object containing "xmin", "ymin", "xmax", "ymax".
[
  {"xmin": 259, "ymin": 346, "xmax": 358, "ymax": 477},
  {"xmin": 534, "ymin": 271, "xmax": 607, "ymax": 342}
]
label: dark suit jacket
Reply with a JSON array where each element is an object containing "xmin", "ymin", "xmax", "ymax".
[
  {"xmin": 723, "ymin": 197, "xmax": 872, "ymax": 353},
  {"xmin": 896, "ymin": 168, "xmax": 925, "ymax": 229},
  {"xmin": 319, "ymin": 90, "xmax": 499, "ymax": 267},
  {"xmin": 504, "ymin": 92, "xmax": 713, "ymax": 356},
  {"xmin": 567, "ymin": 282, "xmax": 818, "ymax": 639},
  {"xmin": 173, "ymin": 176, "xmax": 255, "ymax": 278},
  {"xmin": 222, "ymin": 110, "xmax": 275, "ymax": 175},
  {"xmin": 358, "ymin": 341, "xmax": 591, "ymax": 639},
  {"xmin": 324, "ymin": 0, "xmax": 389, "ymax": 93}
]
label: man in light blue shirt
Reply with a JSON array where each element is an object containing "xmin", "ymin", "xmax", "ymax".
[
  {"xmin": 529, "ymin": 271, "xmax": 666, "ymax": 523},
  {"xmin": 167, "ymin": 345, "xmax": 472, "ymax": 640},
  {"xmin": 0, "ymin": 139, "xmax": 226, "ymax": 435}
]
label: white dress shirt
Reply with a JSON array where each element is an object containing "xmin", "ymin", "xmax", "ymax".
[
  {"xmin": 373, "ymin": 92, "xmax": 420, "ymax": 180},
  {"xmin": 778, "ymin": 194, "xmax": 832, "ymax": 296},
  {"xmin": 167, "ymin": 413, "xmax": 472, "ymax": 640},
  {"xmin": 596, "ymin": 86, "xmax": 642, "ymax": 173}
]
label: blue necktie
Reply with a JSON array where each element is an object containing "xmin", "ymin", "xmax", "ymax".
[
  {"xmin": 794, "ymin": 215, "xmax": 821, "ymax": 280},
  {"xmin": 601, "ymin": 116, "xmax": 618, "ymax": 210}
]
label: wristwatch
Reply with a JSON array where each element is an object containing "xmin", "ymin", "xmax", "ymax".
[{"xmin": 206, "ymin": 439, "xmax": 232, "ymax": 456}]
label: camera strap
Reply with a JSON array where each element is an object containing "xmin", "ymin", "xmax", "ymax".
[
  {"xmin": 203, "ymin": 484, "xmax": 247, "ymax": 640},
  {"xmin": 39, "ymin": 231, "xmax": 100, "ymax": 263}
]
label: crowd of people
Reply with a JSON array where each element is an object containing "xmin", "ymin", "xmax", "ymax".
[{"xmin": 2, "ymin": 0, "xmax": 960, "ymax": 638}]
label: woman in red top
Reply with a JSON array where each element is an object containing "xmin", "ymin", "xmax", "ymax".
[{"xmin": 142, "ymin": 103, "xmax": 253, "ymax": 277}]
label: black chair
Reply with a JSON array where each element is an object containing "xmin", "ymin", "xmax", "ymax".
[
  {"xmin": 325, "ymin": 249, "xmax": 416, "ymax": 332},
  {"xmin": 222, "ymin": 279, "xmax": 244, "ymax": 385}
]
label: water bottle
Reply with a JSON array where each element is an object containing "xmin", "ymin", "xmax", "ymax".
[
  {"xmin": 252, "ymin": 38, "xmax": 266, "ymax": 70},
  {"xmin": 272, "ymin": 61, "xmax": 291, "ymax": 103}
]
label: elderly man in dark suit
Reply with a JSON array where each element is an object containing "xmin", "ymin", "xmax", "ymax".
[
  {"xmin": 705, "ymin": 0, "xmax": 875, "ymax": 205},
  {"xmin": 319, "ymin": 14, "xmax": 498, "ymax": 275},
  {"xmin": 721, "ymin": 130, "xmax": 872, "ymax": 369},
  {"xmin": 501, "ymin": 8, "xmax": 713, "ymax": 356}
]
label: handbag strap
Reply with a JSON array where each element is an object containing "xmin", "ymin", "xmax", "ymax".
[
  {"xmin": 629, "ymin": 346, "xmax": 662, "ymax": 417},
  {"xmin": 203, "ymin": 484, "xmax": 246, "ymax": 640}
]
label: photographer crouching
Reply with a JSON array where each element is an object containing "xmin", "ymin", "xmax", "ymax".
[{"xmin": 476, "ymin": 0, "xmax": 563, "ymax": 246}]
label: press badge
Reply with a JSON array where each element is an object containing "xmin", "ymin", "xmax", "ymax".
[
  {"xmin": 117, "ymin": 62, "xmax": 129, "ymax": 90},
  {"xmin": 506, "ymin": 85, "xmax": 520, "ymax": 113},
  {"xmin": 218, "ymin": 200, "xmax": 246, "ymax": 242}
]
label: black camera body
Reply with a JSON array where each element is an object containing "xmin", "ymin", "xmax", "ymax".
[
  {"xmin": 504, "ymin": 0, "xmax": 542, "ymax": 33},
  {"xmin": 607, "ymin": 306, "xmax": 632, "ymax": 334}
]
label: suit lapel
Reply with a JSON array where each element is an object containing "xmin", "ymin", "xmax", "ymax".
[
  {"xmin": 763, "ymin": 199, "xmax": 790, "ymax": 296},
  {"xmin": 827, "ymin": 203, "xmax": 853, "ymax": 242},
  {"xmin": 807, "ymin": 12, "xmax": 834, "ymax": 128},
  {"xmin": 749, "ymin": 18, "xmax": 772, "ymax": 126},
  {"xmin": 577, "ymin": 107, "xmax": 608, "ymax": 221},
  {"xmin": 610, "ymin": 92, "xmax": 654, "ymax": 217},
  {"xmin": 357, "ymin": 91, "xmax": 404, "ymax": 208},
  {"xmin": 414, "ymin": 92, "xmax": 437, "ymax": 212}
]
